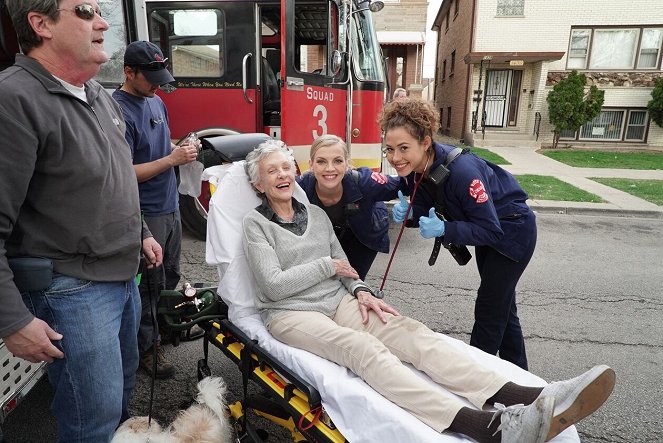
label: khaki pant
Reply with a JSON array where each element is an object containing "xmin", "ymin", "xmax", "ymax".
[{"xmin": 268, "ymin": 294, "xmax": 510, "ymax": 432}]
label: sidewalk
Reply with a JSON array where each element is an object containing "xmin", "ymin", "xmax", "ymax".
[
  {"xmin": 383, "ymin": 142, "xmax": 663, "ymax": 219},
  {"xmin": 483, "ymin": 144, "xmax": 663, "ymax": 219}
]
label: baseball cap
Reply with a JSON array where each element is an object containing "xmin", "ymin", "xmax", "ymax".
[{"xmin": 124, "ymin": 41, "xmax": 175, "ymax": 85}]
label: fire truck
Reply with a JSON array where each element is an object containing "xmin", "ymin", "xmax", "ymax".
[
  {"xmin": 99, "ymin": 0, "xmax": 388, "ymax": 238},
  {"xmin": 0, "ymin": 0, "xmax": 386, "ymax": 426}
]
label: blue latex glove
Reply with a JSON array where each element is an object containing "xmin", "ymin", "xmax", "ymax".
[
  {"xmin": 392, "ymin": 190, "xmax": 412, "ymax": 224},
  {"xmin": 419, "ymin": 207, "xmax": 445, "ymax": 239}
]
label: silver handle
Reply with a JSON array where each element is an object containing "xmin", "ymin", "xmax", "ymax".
[{"xmin": 242, "ymin": 53, "xmax": 253, "ymax": 104}]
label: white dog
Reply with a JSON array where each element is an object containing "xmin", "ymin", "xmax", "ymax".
[{"xmin": 111, "ymin": 376, "xmax": 232, "ymax": 443}]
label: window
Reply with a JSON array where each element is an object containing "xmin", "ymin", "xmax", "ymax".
[
  {"xmin": 445, "ymin": 10, "xmax": 450, "ymax": 32},
  {"xmin": 446, "ymin": 107, "xmax": 452, "ymax": 129},
  {"xmin": 148, "ymin": 8, "xmax": 225, "ymax": 78},
  {"xmin": 567, "ymin": 26, "xmax": 663, "ymax": 70},
  {"xmin": 567, "ymin": 29, "xmax": 590, "ymax": 69},
  {"xmin": 625, "ymin": 110, "xmax": 648, "ymax": 141},
  {"xmin": 454, "ymin": 0, "xmax": 459, "ymax": 17},
  {"xmin": 496, "ymin": 0, "xmax": 524, "ymax": 16},
  {"xmin": 590, "ymin": 29, "xmax": 638, "ymax": 70},
  {"xmin": 638, "ymin": 28, "xmax": 663, "ymax": 68},
  {"xmin": 560, "ymin": 109, "xmax": 649, "ymax": 142},
  {"xmin": 450, "ymin": 50, "xmax": 456, "ymax": 76},
  {"xmin": 95, "ymin": 2, "xmax": 128, "ymax": 84},
  {"xmin": 351, "ymin": 9, "xmax": 385, "ymax": 81},
  {"xmin": 442, "ymin": 59, "xmax": 447, "ymax": 80}
]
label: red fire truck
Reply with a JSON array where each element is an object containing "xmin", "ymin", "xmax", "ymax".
[{"xmin": 98, "ymin": 0, "xmax": 388, "ymax": 238}]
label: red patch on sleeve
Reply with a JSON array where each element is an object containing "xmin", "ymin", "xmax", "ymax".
[
  {"xmin": 469, "ymin": 179, "xmax": 488, "ymax": 204},
  {"xmin": 371, "ymin": 171, "xmax": 388, "ymax": 185}
]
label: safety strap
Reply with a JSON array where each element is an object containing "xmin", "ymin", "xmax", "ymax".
[
  {"xmin": 428, "ymin": 148, "xmax": 467, "ymax": 266},
  {"xmin": 144, "ymin": 264, "xmax": 159, "ymax": 427}
]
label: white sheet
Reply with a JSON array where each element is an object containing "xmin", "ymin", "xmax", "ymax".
[{"xmin": 205, "ymin": 162, "xmax": 579, "ymax": 443}]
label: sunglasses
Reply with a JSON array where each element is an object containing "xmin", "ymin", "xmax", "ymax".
[
  {"xmin": 57, "ymin": 3, "xmax": 102, "ymax": 21},
  {"xmin": 134, "ymin": 59, "xmax": 170, "ymax": 71}
]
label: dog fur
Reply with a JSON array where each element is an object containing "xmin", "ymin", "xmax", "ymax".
[{"xmin": 111, "ymin": 377, "xmax": 232, "ymax": 443}]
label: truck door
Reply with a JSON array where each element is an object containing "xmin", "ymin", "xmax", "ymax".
[
  {"xmin": 280, "ymin": 0, "xmax": 348, "ymax": 170},
  {"xmin": 144, "ymin": 1, "xmax": 258, "ymax": 138}
]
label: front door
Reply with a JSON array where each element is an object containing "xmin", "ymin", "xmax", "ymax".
[
  {"xmin": 484, "ymin": 69, "xmax": 522, "ymax": 128},
  {"xmin": 484, "ymin": 69, "xmax": 509, "ymax": 127}
]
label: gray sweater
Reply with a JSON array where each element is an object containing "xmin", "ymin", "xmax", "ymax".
[
  {"xmin": 0, "ymin": 55, "xmax": 142, "ymax": 337},
  {"xmin": 243, "ymin": 202, "xmax": 365, "ymax": 326}
]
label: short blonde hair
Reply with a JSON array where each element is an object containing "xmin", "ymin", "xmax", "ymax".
[{"xmin": 309, "ymin": 134, "xmax": 349, "ymax": 162}]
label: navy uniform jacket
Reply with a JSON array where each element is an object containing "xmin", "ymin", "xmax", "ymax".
[
  {"xmin": 403, "ymin": 142, "xmax": 535, "ymax": 262},
  {"xmin": 297, "ymin": 167, "xmax": 401, "ymax": 253}
]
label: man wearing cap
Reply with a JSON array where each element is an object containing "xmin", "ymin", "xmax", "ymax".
[{"xmin": 113, "ymin": 41, "xmax": 198, "ymax": 379}]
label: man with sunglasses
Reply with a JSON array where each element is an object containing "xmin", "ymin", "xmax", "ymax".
[
  {"xmin": 113, "ymin": 41, "xmax": 199, "ymax": 380},
  {"xmin": 0, "ymin": 2, "xmax": 162, "ymax": 442}
]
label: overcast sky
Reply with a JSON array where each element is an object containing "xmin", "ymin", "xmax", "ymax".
[{"xmin": 423, "ymin": 0, "xmax": 442, "ymax": 79}]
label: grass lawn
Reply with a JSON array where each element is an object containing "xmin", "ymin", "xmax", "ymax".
[
  {"xmin": 590, "ymin": 178, "xmax": 663, "ymax": 205},
  {"xmin": 514, "ymin": 174, "xmax": 604, "ymax": 202},
  {"xmin": 542, "ymin": 150, "xmax": 663, "ymax": 169},
  {"xmin": 470, "ymin": 147, "xmax": 510, "ymax": 165}
]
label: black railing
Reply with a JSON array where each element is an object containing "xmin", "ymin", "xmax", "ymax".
[{"xmin": 534, "ymin": 112, "xmax": 541, "ymax": 141}]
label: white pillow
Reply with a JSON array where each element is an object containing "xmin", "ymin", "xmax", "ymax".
[{"xmin": 205, "ymin": 161, "xmax": 308, "ymax": 321}]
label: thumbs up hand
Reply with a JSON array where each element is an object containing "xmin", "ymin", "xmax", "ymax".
[
  {"xmin": 392, "ymin": 190, "xmax": 412, "ymax": 224},
  {"xmin": 419, "ymin": 207, "xmax": 445, "ymax": 239}
]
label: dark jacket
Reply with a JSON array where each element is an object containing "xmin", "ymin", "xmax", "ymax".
[
  {"xmin": 0, "ymin": 55, "xmax": 143, "ymax": 337},
  {"xmin": 403, "ymin": 142, "xmax": 534, "ymax": 261},
  {"xmin": 297, "ymin": 167, "xmax": 401, "ymax": 253}
]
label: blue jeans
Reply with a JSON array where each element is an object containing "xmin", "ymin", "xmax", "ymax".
[{"xmin": 22, "ymin": 273, "xmax": 141, "ymax": 443}]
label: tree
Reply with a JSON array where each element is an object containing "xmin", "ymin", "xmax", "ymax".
[
  {"xmin": 647, "ymin": 77, "xmax": 663, "ymax": 128},
  {"xmin": 546, "ymin": 71, "xmax": 604, "ymax": 148}
]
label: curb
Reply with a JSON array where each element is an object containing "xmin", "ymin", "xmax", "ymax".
[
  {"xmin": 528, "ymin": 203, "xmax": 663, "ymax": 219},
  {"xmin": 385, "ymin": 200, "xmax": 663, "ymax": 220}
]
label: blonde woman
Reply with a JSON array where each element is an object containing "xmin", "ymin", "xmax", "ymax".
[{"xmin": 297, "ymin": 135, "xmax": 401, "ymax": 279}]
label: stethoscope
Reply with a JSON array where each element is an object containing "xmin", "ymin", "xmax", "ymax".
[{"xmin": 375, "ymin": 152, "xmax": 432, "ymax": 298}]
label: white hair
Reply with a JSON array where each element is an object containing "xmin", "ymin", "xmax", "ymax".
[{"xmin": 244, "ymin": 140, "xmax": 295, "ymax": 194}]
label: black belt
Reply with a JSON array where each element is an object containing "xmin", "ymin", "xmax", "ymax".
[{"xmin": 428, "ymin": 237, "xmax": 444, "ymax": 266}]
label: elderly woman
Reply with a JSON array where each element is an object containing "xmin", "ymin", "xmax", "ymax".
[{"xmin": 241, "ymin": 140, "xmax": 615, "ymax": 443}]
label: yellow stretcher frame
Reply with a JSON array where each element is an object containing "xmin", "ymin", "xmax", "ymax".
[{"xmin": 197, "ymin": 317, "xmax": 348, "ymax": 443}]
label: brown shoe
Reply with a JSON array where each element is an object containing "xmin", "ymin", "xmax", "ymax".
[{"xmin": 139, "ymin": 342, "xmax": 175, "ymax": 379}]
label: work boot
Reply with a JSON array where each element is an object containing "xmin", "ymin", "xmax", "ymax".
[
  {"xmin": 140, "ymin": 342, "xmax": 175, "ymax": 379},
  {"xmin": 540, "ymin": 365, "xmax": 616, "ymax": 441},
  {"xmin": 489, "ymin": 396, "xmax": 554, "ymax": 443}
]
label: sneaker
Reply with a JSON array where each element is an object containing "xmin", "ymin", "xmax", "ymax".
[
  {"xmin": 489, "ymin": 396, "xmax": 554, "ymax": 443},
  {"xmin": 139, "ymin": 343, "xmax": 175, "ymax": 379},
  {"xmin": 540, "ymin": 365, "xmax": 616, "ymax": 441}
]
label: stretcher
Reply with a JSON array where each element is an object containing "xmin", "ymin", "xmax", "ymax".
[{"xmin": 188, "ymin": 161, "xmax": 582, "ymax": 442}]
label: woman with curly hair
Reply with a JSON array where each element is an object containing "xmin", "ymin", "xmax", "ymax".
[{"xmin": 379, "ymin": 98, "xmax": 537, "ymax": 371}]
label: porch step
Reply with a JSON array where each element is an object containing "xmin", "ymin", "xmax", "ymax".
[{"xmin": 470, "ymin": 131, "xmax": 540, "ymax": 148}]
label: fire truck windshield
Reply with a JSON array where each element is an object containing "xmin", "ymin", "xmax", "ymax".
[{"xmin": 351, "ymin": 9, "xmax": 384, "ymax": 82}]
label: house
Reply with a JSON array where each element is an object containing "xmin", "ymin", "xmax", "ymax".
[
  {"xmin": 432, "ymin": 0, "xmax": 663, "ymax": 147},
  {"xmin": 372, "ymin": 0, "xmax": 428, "ymax": 99}
]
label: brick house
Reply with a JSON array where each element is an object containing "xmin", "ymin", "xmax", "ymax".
[
  {"xmin": 432, "ymin": 0, "xmax": 663, "ymax": 147},
  {"xmin": 372, "ymin": 0, "xmax": 428, "ymax": 99}
]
